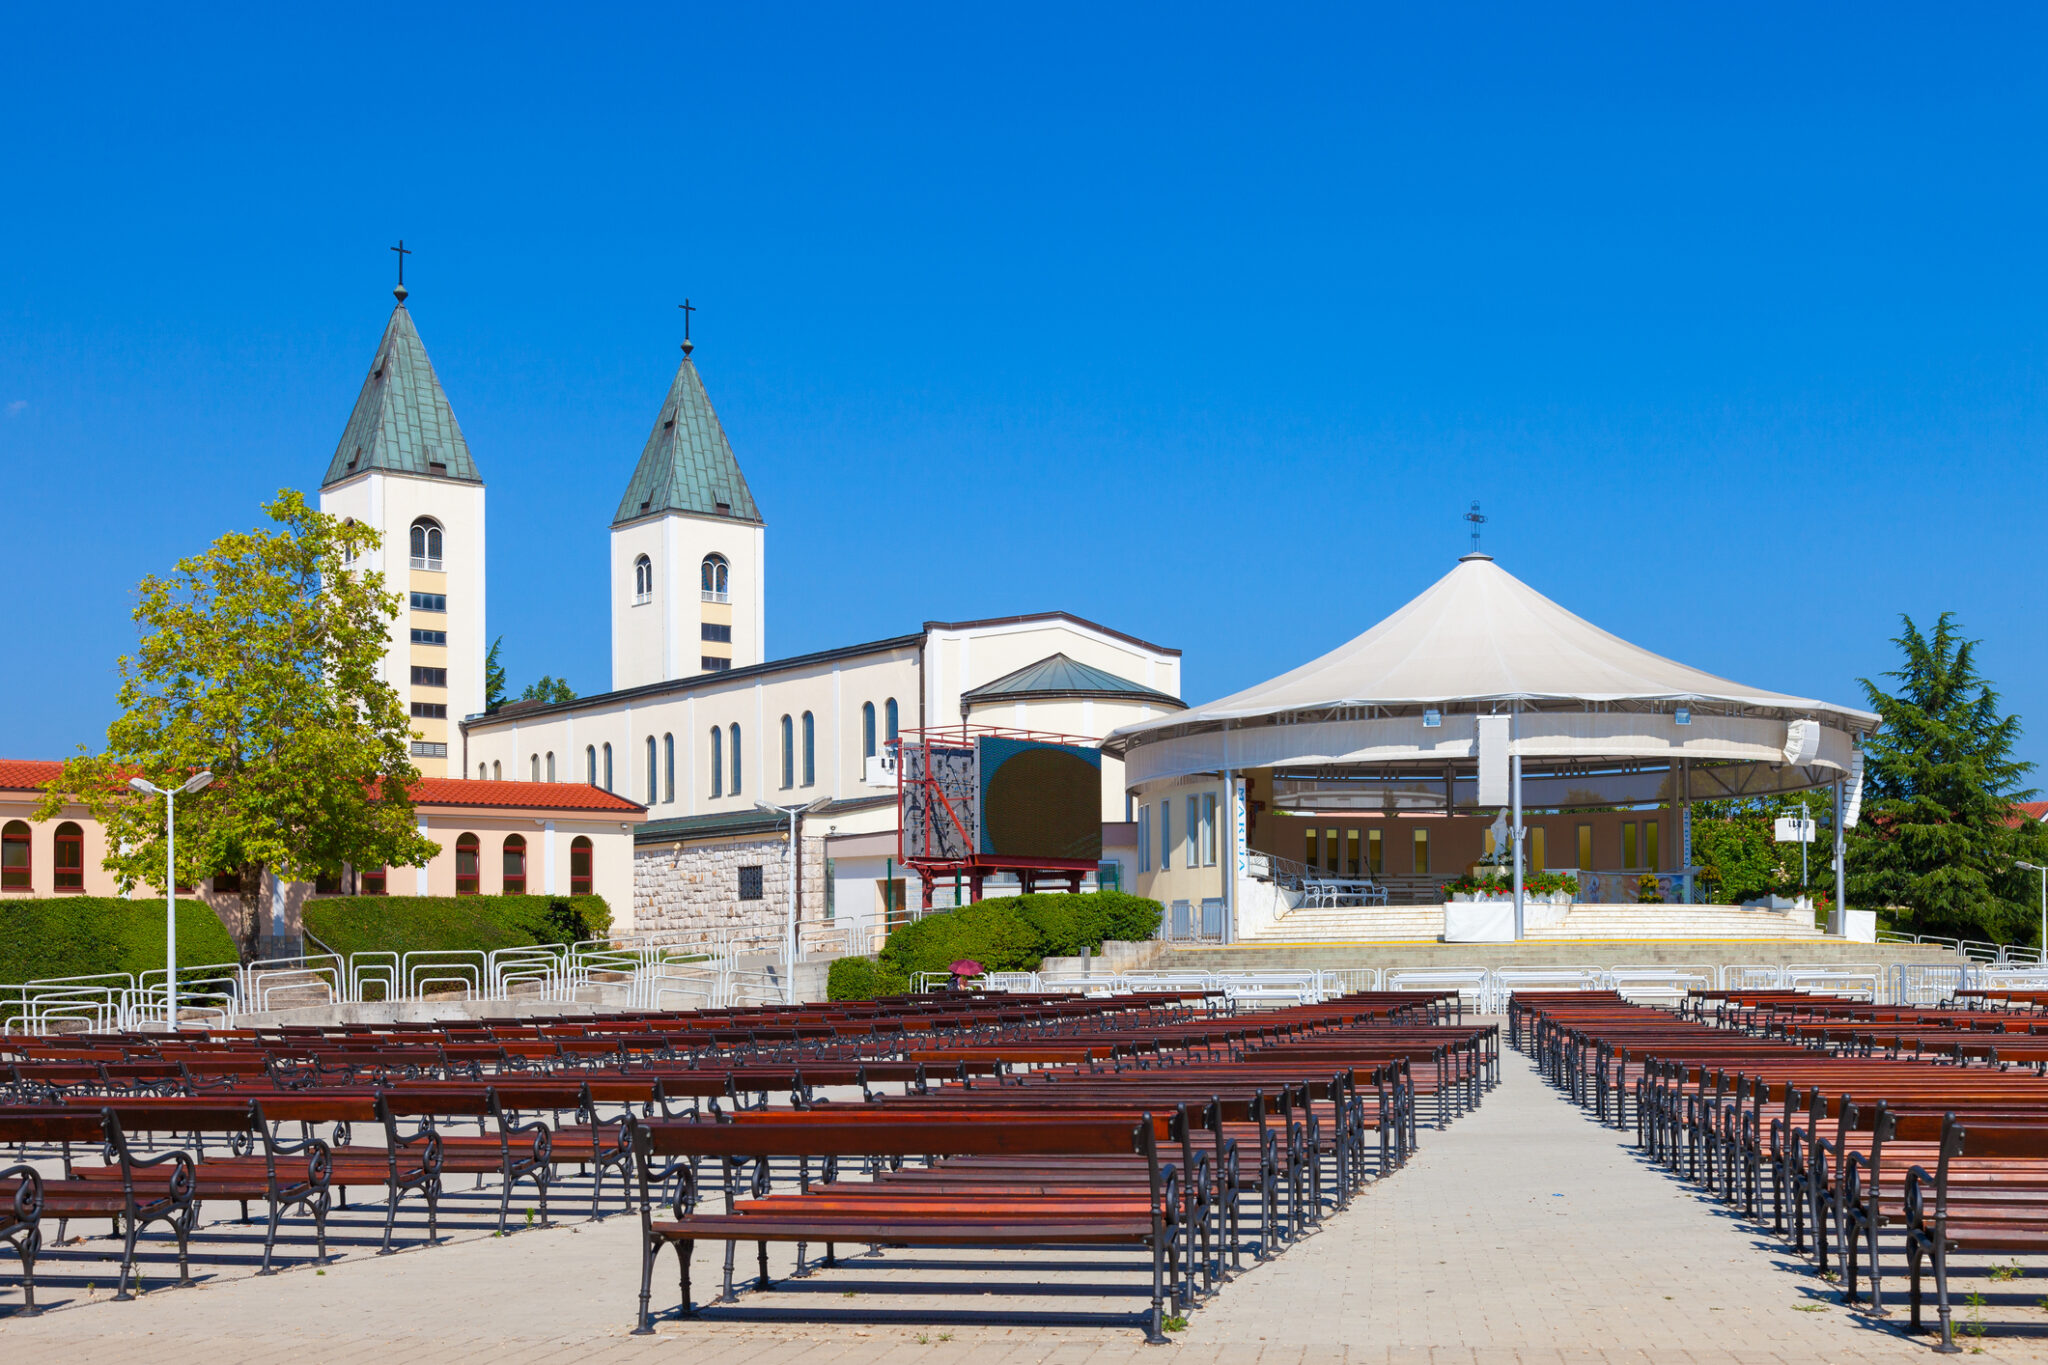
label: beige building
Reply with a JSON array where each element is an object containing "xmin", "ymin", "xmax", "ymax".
[{"xmin": 0, "ymin": 761, "xmax": 645, "ymax": 946}]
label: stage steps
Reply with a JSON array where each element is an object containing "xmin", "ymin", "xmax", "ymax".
[
  {"xmin": 1244, "ymin": 901, "xmax": 1831, "ymax": 944},
  {"xmin": 1155, "ymin": 939, "xmax": 1961, "ymax": 971}
]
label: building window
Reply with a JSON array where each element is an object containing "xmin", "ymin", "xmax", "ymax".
[
  {"xmin": 1202, "ymin": 794, "xmax": 1219, "ymax": 867},
  {"xmin": 1159, "ymin": 801, "xmax": 1172, "ymax": 871},
  {"xmin": 1345, "ymin": 827, "xmax": 1360, "ymax": 875},
  {"xmin": 502, "ymin": 834, "xmax": 527, "ymax": 894},
  {"xmin": 701, "ymin": 622, "xmax": 732, "ymax": 643},
  {"xmin": 411, "ymin": 666, "xmax": 447, "ymax": 687},
  {"xmin": 663, "ymin": 734, "xmax": 675, "ymax": 803},
  {"xmin": 1528, "ymin": 824, "xmax": 1547, "ymax": 872},
  {"xmin": 1413, "ymin": 826, "xmax": 1430, "ymax": 876},
  {"xmin": 645, "ymin": 736, "xmax": 658, "ymax": 805},
  {"xmin": 1622, "ymin": 822, "xmax": 1638, "ymax": 869},
  {"xmin": 411, "ymin": 741, "xmax": 447, "ymax": 758},
  {"xmin": 1, "ymin": 820, "xmax": 29, "ymax": 890},
  {"xmin": 359, "ymin": 866, "xmax": 387, "ymax": 895},
  {"xmin": 1645, "ymin": 820, "xmax": 1659, "ymax": 870},
  {"xmin": 1305, "ymin": 827, "xmax": 1319, "ymax": 870},
  {"xmin": 1137, "ymin": 805, "xmax": 1151, "ymax": 874},
  {"xmin": 479, "ymin": 763, "xmax": 488, "ymax": 780},
  {"xmin": 410, "ymin": 702, "xmax": 448, "ymax": 719},
  {"xmin": 1577, "ymin": 824, "xmax": 1594, "ymax": 871},
  {"xmin": 409, "ymin": 518, "xmax": 444, "ymax": 571},
  {"xmin": 824, "ymin": 856, "xmax": 836, "ymax": 920},
  {"xmin": 546, "ymin": 751, "xmax": 556, "ymax": 783},
  {"xmin": 570, "ymin": 836, "xmax": 593, "ymax": 895},
  {"xmin": 1186, "ymin": 797, "xmax": 1200, "ymax": 868},
  {"xmin": 633, "ymin": 554, "xmax": 653, "ymax": 604},
  {"xmin": 729, "ymin": 723, "xmax": 742, "ymax": 795},
  {"xmin": 701, "ymin": 554, "xmax": 729, "ymax": 603},
  {"xmin": 862, "ymin": 702, "xmax": 877, "ymax": 759},
  {"xmin": 801, "ymin": 712, "xmax": 816, "ymax": 786},
  {"xmin": 455, "ymin": 833, "xmax": 480, "ymax": 895},
  {"xmin": 1366, "ymin": 827, "xmax": 1383, "ymax": 875},
  {"xmin": 738, "ymin": 864, "xmax": 764, "ymax": 900},
  {"xmin": 409, "ymin": 592, "xmax": 447, "ymax": 613},
  {"xmin": 709, "ymin": 727, "xmax": 723, "ymax": 798},
  {"xmin": 530, "ymin": 754, "xmax": 540, "ymax": 782},
  {"xmin": 780, "ymin": 714, "xmax": 794, "ymax": 789},
  {"xmin": 410, "ymin": 629, "xmax": 448, "ymax": 646},
  {"xmin": 603, "ymin": 743, "xmax": 613, "ymax": 791},
  {"xmin": 701, "ymin": 657, "xmax": 732, "ymax": 673},
  {"xmin": 885, "ymin": 698, "xmax": 899, "ymax": 743},
  {"xmin": 586, "ymin": 745, "xmax": 597, "ymax": 785},
  {"xmin": 492, "ymin": 761, "xmax": 501, "ymax": 781}
]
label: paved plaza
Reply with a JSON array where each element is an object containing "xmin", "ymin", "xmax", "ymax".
[{"xmin": 4, "ymin": 1039, "xmax": 2044, "ymax": 1363}]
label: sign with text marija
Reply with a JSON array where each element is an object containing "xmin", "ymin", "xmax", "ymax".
[{"xmin": 1773, "ymin": 816, "xmax": 1817, "ymax": 844}]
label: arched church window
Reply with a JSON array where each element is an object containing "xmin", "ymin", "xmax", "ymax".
[
  {"xmin": 801, "ymin": 712, "xmax": 816, "ymax": 787},
  {"xmin": 602, "ymin": 743, "xmax": 614, "ymax": 791},
  {"xmin": 585, "ymin": 746, "xmax": 596, "ymax": 785},
  {"xmin": 885, "ymin": 698, "xmax": 899, "ymax": 744},
  {"xmin": 663, "ymin": 734, "xmax": 675, "ymax": 803},
  {"xmin": 492, "ymin": 761, "xmax": 501, "ymax": 781},
  {"xmin": 710, "ymin": 727, "xmax": 723, "ymax": 798},
  {"xmin": 410, "ymin": 518, "xmax": 444, "ymax": 571},
  {"xmin": 701, "ymin": 554, "xmax": 729, "ymax": 603},
  {"xmin": 645, "ymin": 737, "xmax": 658, "ymax": 805},
  {"xmin": 780, "ymin": 715, "xmax": 794, "ymax": 789},
  {"xmin": 530, "ymin": 754, "xmax": 539, "ymax": 783},
  {"xmin": 862, "ymin": 702, "xmax": 877, "ymax": 760},
  {"xmin": 729, "ymin": 724, "xmax": 742, "ymax": 795},
  {"xmin": 633, "ymin": 554, "xmax": 653, "ymax": 603},
  {"xmin": 546, "ymin": 751, "xmax": 555, "ymax": 783}
]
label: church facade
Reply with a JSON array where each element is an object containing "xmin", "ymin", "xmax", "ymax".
[{"xmin": 322, "ymin": 284, "xmax": 1184, "ymax": 946}]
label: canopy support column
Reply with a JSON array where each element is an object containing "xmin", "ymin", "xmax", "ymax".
[
  {"xmin": 1831, "ymin": 778, "xmax": 1846, "ymax": 934},
  {"xmin": 1679, "ymin": 758, "xmax": 1693, "ymax": 906},
  {"xmin": 1511, "ymin": 708, "xmax": 1525, "ymax": 941},
  {"xmin": 1222, "ymin": 721, "xmax": 1236, "ymax": 947}
]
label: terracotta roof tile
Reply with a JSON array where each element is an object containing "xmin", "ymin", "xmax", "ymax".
[
  {"xmin": 2, "ymin": 761, "xmax": 644, "ymax": 816},
  {"xmin": 409, "ymin": 778, "xmax": 646, "ymax": 814},
  {"xmin": 0, "ymin": 759, "xmax": 64, "ymax": 792}
]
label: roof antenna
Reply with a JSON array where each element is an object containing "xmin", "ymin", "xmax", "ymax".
[{"xmin": 1464, "ymin": 500, "xmax": 1487, "ymax": 556}]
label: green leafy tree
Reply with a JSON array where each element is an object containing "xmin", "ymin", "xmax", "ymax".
[
  {"xmin": 484, "ymin": 635, "xmax": 509, "ymax": 712},
  {"xmin": 37, "ymin": 492, "xmax": 440, "ymax": 959},
  {"xmin": 520, "ymin": 675, "xmax": 577, "ymax": 704},
  {"xmin": 1848, "ymin": 612, "xmax": 2048, "ymax": 941},
  {"xmin": 1691, "ymin": 790, "xmax": 1834, "ymax": 906}
]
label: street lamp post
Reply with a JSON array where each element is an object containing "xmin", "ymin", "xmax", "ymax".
[
  {"xmin": 129, "ymin": 772, "xmax": 213, "ymax": 1031},
  {"xmin": 757, "ymin": 798, "xmax": 830, "ymax": 1004},
  {"xmin": 2020, "ymin": 862, "xmax": 2048, "ymax": 966}
]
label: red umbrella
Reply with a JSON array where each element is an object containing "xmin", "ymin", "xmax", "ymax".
[{"xmin": 949, "ymin": 959, "xmax": 984, "ymax": 978}]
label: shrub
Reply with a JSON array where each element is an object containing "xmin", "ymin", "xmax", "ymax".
[
  {"xmin": 302, "ymin": 894, "xmax": 612, "ymax": 960},
  {"xmin": 826, "ymin": 956, "xmax": 909, "ymax": 1001},
  {"xmin": 0, "ymin": 897, "xmax": 238, "ymax": 985},
  {"xmin": 878, "ymin": 891, "xmax": 1163, "ymax": 979}
]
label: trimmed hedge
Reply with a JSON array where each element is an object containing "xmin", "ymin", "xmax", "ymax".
[
  {"xmin": 302, "ymin": 894, "xmax": 613, "ymax": 960},
  {"xmin": 826, "ymin": 956, "xmax": 910, "ymax": 1002},
  {"xmin": 877, "ymin": 891, "xmax": 1162, "ymax": 979},
  {"xmin": 0, "ymin": 898, "xmax": 238, "ymax": 984}
]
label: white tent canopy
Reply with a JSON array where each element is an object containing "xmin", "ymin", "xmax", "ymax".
[{"xmin": 1106, "ymin": 554, "xmax": 1877, "ymax": 807}]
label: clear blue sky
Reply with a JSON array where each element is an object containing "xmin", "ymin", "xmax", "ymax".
[{"xmin": 4, "ymin": 7, "xmax": 2045, "ymax": 773}]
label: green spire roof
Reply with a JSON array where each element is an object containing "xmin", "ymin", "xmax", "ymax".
[
  {"xmin": 613, "ymin": 352, "xmax": 763, "ymax": 527},
  {"xmin": 322, "ymin": 300, "xmax": 481, "ymax": 489},
  {"xmin": 961, "ymin": 653, "xmax": 1184, "ymax": 709}
]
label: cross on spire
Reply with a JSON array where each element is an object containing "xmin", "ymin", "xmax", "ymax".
[
  {"xmin": 1464, "ymin": 500, "xmax": 1487, "ymax": 553},
  {"xmin": 678, "ymin": 299, "xmax": 696, "ymax": 355},
  {"xmin": 390, "ymin": 240, "xmax": 412, "ymax": 302}
]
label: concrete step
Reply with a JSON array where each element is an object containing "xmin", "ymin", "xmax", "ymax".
[
  {"xmin": 1245, "ymin": 902, "xmax": 1832, "ymax": 944},
  {"xmin": 1155, "ymin": 940, "xmax": 1960, "ymax": 970}
]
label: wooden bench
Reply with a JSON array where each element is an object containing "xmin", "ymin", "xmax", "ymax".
[{"xmin": 626, "ymin": 1112, "xmax": 1185, "ymax": 1342}]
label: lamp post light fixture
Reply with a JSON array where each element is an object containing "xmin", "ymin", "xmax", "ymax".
[
  {"xmin": 129, "ymin": 771, "xmax": 213, "ymax": 1031},
  {"xmin": 756, "ymin": 797, "xmax": 832, "ymax": 1004},
  {"xmin": 2020, "ymin": 861, "xmax": 2048, "ymax": 967}
]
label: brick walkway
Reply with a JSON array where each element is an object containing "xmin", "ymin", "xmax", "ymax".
[{"xmin": 4, "ymin": 1040, "xmax": 2045, "ymax": 1362}]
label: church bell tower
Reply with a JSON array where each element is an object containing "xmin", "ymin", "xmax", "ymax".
[
  {"xmin": 610, "ymin": 316, "xmax": 766, "ymax": 691},
  {"xmin": 318, "ymin": 257, "xmax": 486, "ymax": 777}
]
